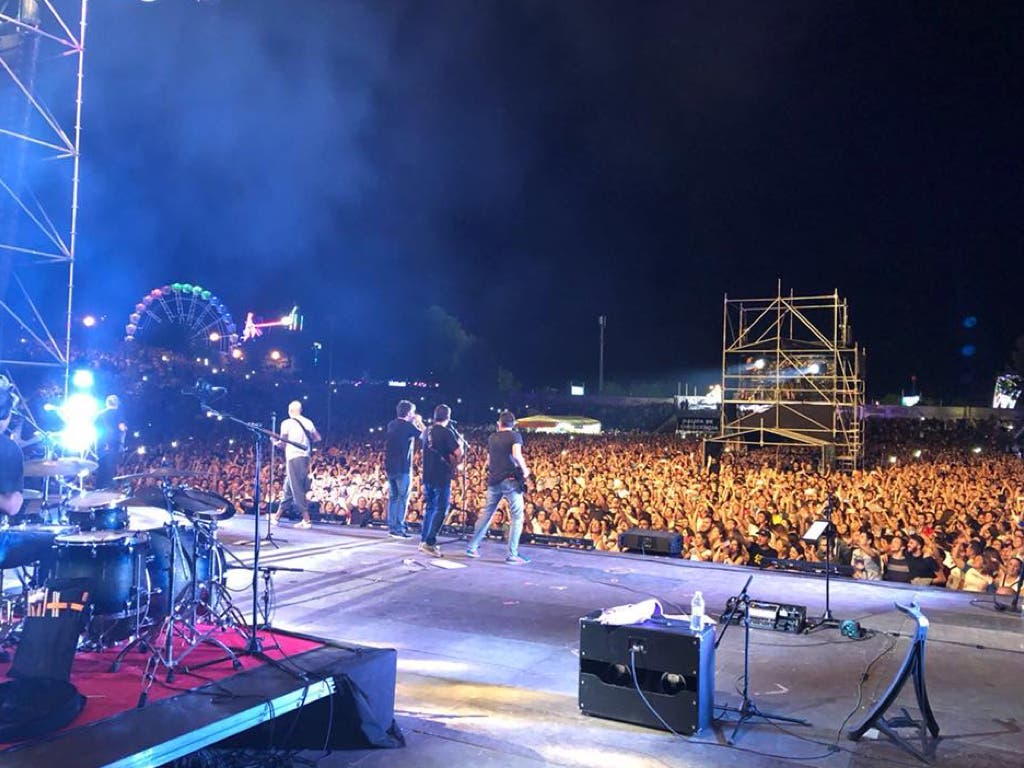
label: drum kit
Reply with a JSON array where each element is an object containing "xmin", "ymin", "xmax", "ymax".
[{"xmin": 0, "ymin": 459, "xmax": 244, "ymax": 674}]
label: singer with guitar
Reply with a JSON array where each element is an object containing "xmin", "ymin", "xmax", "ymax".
[
  {"xmin": 419, "ymin": 404, "xmax": 462, "ymax": 557},
  {"xmin": 466, "ymin": 410, "xmax": 531, "ymax": 564},
  {"xmin": 274, "ymin": 400, "xmax": 321, "ymax": 529}
]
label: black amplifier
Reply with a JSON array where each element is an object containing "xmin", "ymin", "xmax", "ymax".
[{"xmin": 723, "ymin": 599, "xmax": 806, "ymax": 634}]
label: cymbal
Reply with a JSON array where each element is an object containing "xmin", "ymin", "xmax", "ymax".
[
  {"xmin": 114, "ymin": 467, "xmax": 209, "ymax": 481},
  {"xmin": 23, "ymin": 458, "xmax": 98, "ymax": 477}
]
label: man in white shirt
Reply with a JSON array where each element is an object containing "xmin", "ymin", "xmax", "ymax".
[{"xmin": 274, "ymin": 400, "xmax": 321, "ymax": 529}]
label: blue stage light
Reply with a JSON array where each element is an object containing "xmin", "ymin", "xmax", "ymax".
[
  {"xmin": 57, "ymin": 393, "xmax": 100, "ymax": 453},
  {"xmin": 71, "ymin": 369, "xmax": 95, "ymax": 390}
]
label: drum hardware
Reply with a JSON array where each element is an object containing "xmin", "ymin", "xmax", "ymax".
[
  {"xmin": 51, "ymin": 529, "xmax": 151, "ymax": 649},
  {"xmin": 115, "ymin": 480, "xmax": 241, "ymax": 698},
  {"xmin": 65, "ymin": 490, "xmax": 130, "ymax": 532}
]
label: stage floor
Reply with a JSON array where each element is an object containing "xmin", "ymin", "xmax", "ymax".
[{"xmin": 209, "ymin": 518, "xmax": 1023, "ymax": 768}]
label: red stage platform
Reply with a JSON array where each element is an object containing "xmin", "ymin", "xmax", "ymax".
[{"xmin": 0, "ymin": 628, "xmax": 401, "ymax": 767}]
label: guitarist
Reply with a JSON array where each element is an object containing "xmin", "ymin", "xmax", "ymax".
[
  {"xmin": 466, "ymin": 410, "xmax": 531, "ymax": 565},
  {"xmin": 420, "ymin": 404, "xmax": 462, "ymax": 557}
]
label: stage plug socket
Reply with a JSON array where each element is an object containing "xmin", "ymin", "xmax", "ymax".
[{"xmin": 628, "ymin": 638, "xmax": 646, "ymax": 655}]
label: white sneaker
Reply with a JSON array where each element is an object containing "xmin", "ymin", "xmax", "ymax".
[
  {"xmin": 419, "ymin": 542, "xmax": 443, "ymax": 557},
  {"xmin": 295, "ymin": 520, "xmax": 312, "ymax": 529}
]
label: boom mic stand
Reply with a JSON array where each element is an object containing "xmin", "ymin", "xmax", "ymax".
[
  {"xmin": 716, "ymin": 575, "xmax": 811, "ymax": 743},
  {"xmin": 262, "ymin": 411, "xmax": 285, "ymax": 547},
  {"xmin": 198, "ymin": 400, "xmax": 305, "ymax": 657}
]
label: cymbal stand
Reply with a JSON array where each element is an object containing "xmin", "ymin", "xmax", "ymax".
[{"xmin": 133, "ymin": 483, "xmax": 241, "ymax": 706}]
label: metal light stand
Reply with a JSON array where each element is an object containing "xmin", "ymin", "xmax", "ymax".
[{"xmin": 716, "ymin": 575, "xmax": 811, "ymax": 743}]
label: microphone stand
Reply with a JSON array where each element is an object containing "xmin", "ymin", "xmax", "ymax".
[
  {"xmin": 715, "ymin": 574, "xmax": 810, "ymax": 743},
  {"xmin": 199, "ymin": 402, "xmax": 305, "ymax": 656},
  {"xmin": 805, "ymin": 494, "xmax": 842, "ymax": 632},
  {"xmin": 443, "ymin": 422, "xmax": 470, "ymax": 540},
  {"xmin": 263, "ymin": 411, "xmax": 284, "ymax": 547}
]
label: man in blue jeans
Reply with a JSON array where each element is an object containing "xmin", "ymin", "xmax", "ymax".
[
  {"xmin": 466, "ymin": 410, "xmax": 531, "ymax": 564},
  {"xmin": 384, "ymin": 400, "xmax": 425, "ymax": 538},
  {"xmin": 419, "ymin": 404, "xmax": 462, "ymax": 557}
]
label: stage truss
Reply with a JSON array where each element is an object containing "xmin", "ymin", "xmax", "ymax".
[
  {"xmin": 715, "ymin": 284, "xmax": 864, "ymax": 471},
  {"xmin": 0, "ymin": 0, "xmax": 88, "ymax": 396}
]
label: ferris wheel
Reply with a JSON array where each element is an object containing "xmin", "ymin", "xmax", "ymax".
[{"xmin": 124, "ymin": 282, "xmax": 239, "ymax": 355}]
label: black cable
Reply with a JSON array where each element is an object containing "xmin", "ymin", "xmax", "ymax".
[
  {"xmin": 626, "ymin": 648, "xmax": 837, "ymax": 762},
  {"xmin": 833, "ymin": 630, "xmax": 901, "ymax": 744}
]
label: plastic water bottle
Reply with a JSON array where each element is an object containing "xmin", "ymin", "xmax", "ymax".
[{"xmin": 690, "ymin": 591, "xmax": 705, "ymax": 631}]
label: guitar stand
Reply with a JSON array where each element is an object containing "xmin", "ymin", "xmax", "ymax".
[{"xmin": 848, "ymin": 602, "xmax": 940, "ymax": 762}]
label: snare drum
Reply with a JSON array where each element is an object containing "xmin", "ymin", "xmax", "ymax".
[
  {"xmin": 66, "ymin": 491, "xmax": 130, "ymax": 531},
  {"xmin": 52, "ymin": 530, "xmax": 149, "ymax": 618}
]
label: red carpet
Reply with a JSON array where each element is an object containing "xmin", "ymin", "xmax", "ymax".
[{"xmin": 1, "ymin": 626, "xmax": 322, "ymax": 743}]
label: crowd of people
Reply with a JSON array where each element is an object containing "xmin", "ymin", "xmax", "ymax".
[
  {"xmin": 106, "ymin": 404, "xmax": 1024, "ymax": 596},
  {"xmin": 6, "ymin": 344, "xmax": 1022, "ymax": 597}
]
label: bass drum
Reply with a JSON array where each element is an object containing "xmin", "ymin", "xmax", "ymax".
[
  {"xmin": 130, "ymin": 509, "xmax": 225, "ymax": 619},
  {"xmin": 51, "ymin": 530, "xmax": 150, "ymax": 643}
]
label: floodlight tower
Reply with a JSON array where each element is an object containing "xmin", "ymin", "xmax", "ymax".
[
  {"xmin": 0, "ymin": 0, "xmax": 88, "ymax": 398},
  {"xmin": 718, "ymin": 282, "xmax": 864, "ymax": 471}
]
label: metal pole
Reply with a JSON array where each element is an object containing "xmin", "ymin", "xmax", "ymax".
[{"xmin": 598, "ymin": 315, "xmax": 606, "ymax": 394}]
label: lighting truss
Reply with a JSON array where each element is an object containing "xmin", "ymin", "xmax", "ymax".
[
  {"xmin": 0, "ymin": 0, "xmax": 88, "ymax": 397},
  {"xmin": 716, "ymin": 283, "xmax": 865, "ymax": 471}
]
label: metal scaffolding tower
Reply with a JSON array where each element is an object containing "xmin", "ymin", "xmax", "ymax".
[
  {"xmin": 0, "ymin": 0, "xmax": 88, "ymax": 396},
  {"xmin": 716, "ymin": 283, "xmax": 864, "ymax": 471}
]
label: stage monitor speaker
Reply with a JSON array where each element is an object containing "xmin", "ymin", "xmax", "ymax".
[
  {"xmin": 617, "ymin": 528, "xmax": 682, "ymax": 556},
  {"xmin": 579, "ymin": 614, "xmax": 714, "ymax": 735}
]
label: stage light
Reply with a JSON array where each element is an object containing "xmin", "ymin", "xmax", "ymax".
[
  {"xmin": 71, "ymin": 369, "xmax": 94, "ymax": 390},
  {"xmin": 170, "ymin": 441, "xmax": 179, "ymax": 448},
  {"xmin": 972, "ymin": 446, "xmax": 982, "ymax": 454},
  {"xmin": 753, "ymin": 358, "xmax": 766, "ymax": 370},
  {"xmin": 209, "ymin": 331, "xmax": 221, "ymax": 342},
  {"xmin": 231, "ymin": 348, "xmax": 243, "ymax": 360},
  {"xmin": 82, "ymin": 315, "xmax": 96, "ymax": 327},
  {"xmin": 888, "ymin": 455, "xmax": 897, "ymax": 464},
  {"xmin": 913, "ymin": 449, "xmax": 922, "ymax": 459},
  {"xmin": 57, "ymin": 393, "xmax": 100, "ymax": 453},
  {"xmin": 807, "ymin": 363, "xmax": 821, "ymax": 375},
  {"xmin": 269, "ymin": 350, "xmax": 281, "ymax": 361},
  {"xmin": 137, "ymin": 446, "xmax": 146, "ymax": 455}
]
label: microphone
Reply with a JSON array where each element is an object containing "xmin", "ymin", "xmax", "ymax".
[{"xmin": 449, "ymin": 418, "xmax": 459, "ymax": 425}]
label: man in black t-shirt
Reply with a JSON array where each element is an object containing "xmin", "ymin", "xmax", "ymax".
[
  {"xmin": 746, "ymin": 528, "xmax": 777, "ymax": 568},
  {"xmin": 906, "ymin": 533, "xmax": 946, "ymax": 586},
  {"xmin": 419, "ymin": 404, "xmax": 462, "ymax": 557},
  {"xmin": 384, "ymin": 400, "xmax": 425, "ymax": 538},
  {"xmin": 466, "ymin": 411, "xmax": 531, "ymax": 564},
  {"xmin": 0, "ymin": 380, "xmax": 24, "ymax": 521}
]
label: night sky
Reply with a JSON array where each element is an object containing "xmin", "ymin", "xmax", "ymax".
[{"xmin": 64, "ymin": 1, "xmax": 1024, "ymax": 400}]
